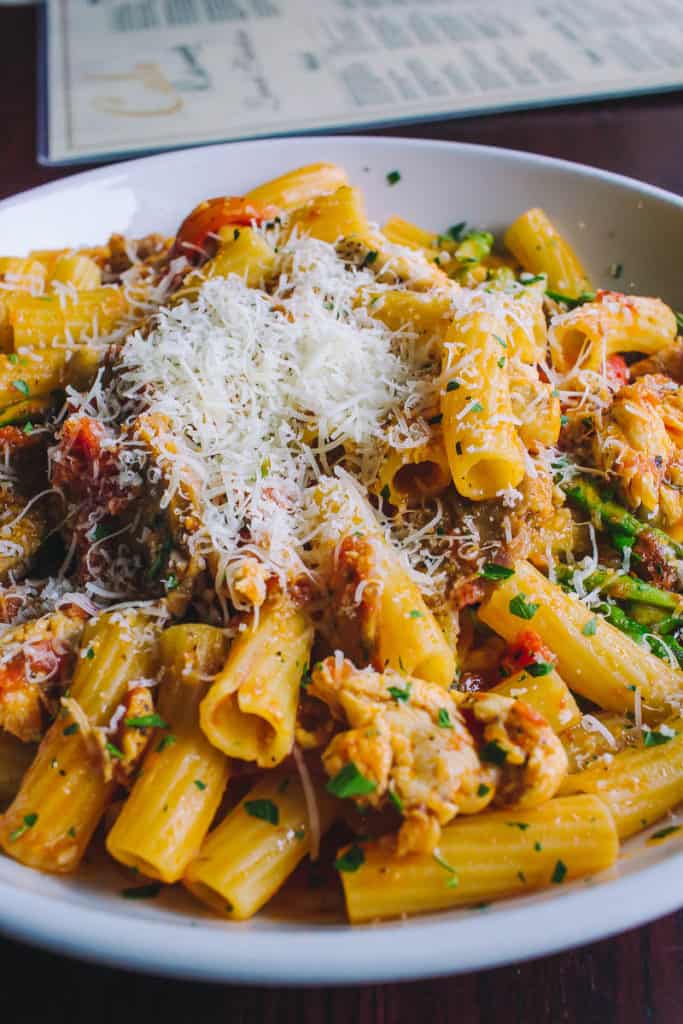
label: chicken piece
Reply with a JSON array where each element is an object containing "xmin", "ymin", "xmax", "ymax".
[
  {"xmin": 0, "ymin": 483, "xmax": 46, "ymax": 582},
  {"xmin": 310, "ymin": 657, "xmax": 492, "ymax": 855},
  {"xmin": 93, "ymin": 684, "xmax": 156, "ymax": 785},
  {"xmin": 592, "ymin": 374, "xmax": 683, "ymax": 525},
  {"xmin": 0, "ymin": 610, "xmax": 86, "ymax": 741},
  {"xmin": 460, "ymin": 691, "xmax": 568, "ymax": 809},
  {"xmin": 631, "ymin": 340, "xmax": 683, "ymax": 384}
]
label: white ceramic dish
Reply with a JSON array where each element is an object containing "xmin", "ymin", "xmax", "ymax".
[{"xmin": 0, "ymin": 136, "xmax": 682, "ymax": 985}]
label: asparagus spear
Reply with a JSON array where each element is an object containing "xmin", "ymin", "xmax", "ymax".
[
  {"xmin": 602, "ymin": 603, "xmax": 683, "ymax": 668},
  {"xmin": 555, "ymin": 564, "xmax": 681, "ymax": 610},
  {"xmin": 563, "ymin": 477, "xmax": 683, "ymax": 561}
]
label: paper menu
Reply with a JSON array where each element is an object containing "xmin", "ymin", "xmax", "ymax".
[{"xmin": 42, "ymin": 0, "xmax": 683, "ymax": 165}]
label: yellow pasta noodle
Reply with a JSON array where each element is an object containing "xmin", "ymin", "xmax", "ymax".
[
  {"xmin": 106, "ymin": 624, "xmax": 230, "ymax": 883},
  {"xmin": 7, "ymin": 287, "xmax": 128, "ymax": 350},
  {"xmin": 340, "ymin": 795, "xmax": 618, "ymax": 921},
  {"xmin": 492, "ymin": 668, "xmax": 581, "ymax": 734},
  {"xmin": 504, "ymin": 207, "xmax": 591, "ymax": 298},
  {"xmin": 0, "ymin": 611, "xmax": 158, "ymax": 873},
  {"xmin": 550, "ymin": 294, "xmax": 677, "ymax": 373},
  {"xmin": 200, "ymin": 598, "xmax": 313, "ymax": 767},
  {"xmin": 561, "ymin": 724, "xmax": 683, "ymax": 837},
  {"xmin": 184, "ymin": 769, "xmax": 337, "ymax": 919},
  {"xmin": 246, "ymin": 162, "xmax": 348, "ymax": 211},
  {"xmin": 441, "ymin": 310, "xmax": 525, "ymax": 500},
  {"xmin": 478, "ymin": 560, "xmax": 683, "ymax": 715}
]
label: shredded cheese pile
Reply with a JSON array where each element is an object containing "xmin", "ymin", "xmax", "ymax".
[{"xmin": 116, "ymin": 236, "xmax": 431, "ymax": 603}]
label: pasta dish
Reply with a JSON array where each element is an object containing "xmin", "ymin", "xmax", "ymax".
[{"xmin": 0, "ymin": 162, "xmax": 682, "ymax": 923}]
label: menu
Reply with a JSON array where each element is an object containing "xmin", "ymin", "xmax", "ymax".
[{"xmin": 41, "ymin": 0, "xmax": 683, "ymax": 165}]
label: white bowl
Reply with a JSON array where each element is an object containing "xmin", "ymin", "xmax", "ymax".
[{"xmin": 0, "ymin": 136, "xmax": 682, "ymax": 984}]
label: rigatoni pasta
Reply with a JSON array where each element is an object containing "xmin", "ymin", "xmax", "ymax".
[{"xmin": 1, "ymin": 160, "xmax": 682, "ymax": 926}]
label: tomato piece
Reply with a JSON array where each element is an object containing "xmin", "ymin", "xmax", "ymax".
[
  {"xmin": 171, "ymin": 196, "xmax": 280, "ymax": 261},
  {"xmin": 606, "ymin": 353, "xmax": 630, "ymax": 389},
  {"xmin": 501, "ymin": 630, "xmax": 555, "ymax": 675}
]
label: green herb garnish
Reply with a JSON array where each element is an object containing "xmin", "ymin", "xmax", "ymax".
[
  {"xmin": 479, "ymin": 563, "xmax": 515, "ymax": 581},
  {"xmin": 245, "ymin": 798, "xmax": 279, "ymax": 825},
  {"xmin": 509, "ymin": 594, "xmax": 539, "ymax": 620},
  {"xmin": 326, "ymin": 762, "xmax": 376, "ymax": 798}
]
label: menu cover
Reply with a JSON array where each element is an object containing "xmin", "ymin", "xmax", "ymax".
[{"xmin": 40, "ymin": 0, "xmax": 683, "ymax": 165}]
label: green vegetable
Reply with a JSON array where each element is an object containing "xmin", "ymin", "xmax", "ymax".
[
  {"xmin": 245, "ymin": 798, "xmax": 279, "ymax": 824},
  {"xmin": 11, "ymin": 380, "xmax": 29, "ymax": 397},
  {"xmin": 62, "ymin": 723, "xmax": 79, "ymax": 736},
  {"xmin": 386, "ymin": 170, "xmax": 401, "ymax": 185},
  {"xmin": 582, "ymin": 617, "xmax": 598, "ymax": 637},
  {"xmin": 121, "ymin": 884, "xmax": 162, "ymax": 899},
  {"xmin": 509, "ymin": 594, "xmax": 539, "ymax": 620},
  {"xmin": 477, "ymin": 783, "xmax": 491, "ymax": 797},
  {"xmin": 326, "ymin": 762, "xmax": 376, "ymax": 798},
  {"xmin": 194, "ymin": 779, "xmax": 207, "ymax": 791},
  {"xmin": 527, "ymin": 662, "xmax": 553, "ymax": 677},
  {"xmin": 125, "ymin": 713, "xmax": 168, "ymax": 730},
  {"xmin": 650, "ymin": 825, "xmax": 680, "ymax": 840},
  {"xmin": 479, "ymin": 563, "xmax": 515, "ymax": 581},
  {"xmin": 480, "ymin": 740, "xmax": 508, "ymax": 765},
  {"xmin": 643, "ymin": 727, "xmax": 676, "ymax": 748},
  {"xmin": 433, "ymin": 851, "xmax": 459, "ymax": 888},
  {"xmin": 455, "ymin": 230, "xmax": 493, "ymax": 266},
  {"xmin": 437, "ymin": 708, "xmax": 454, "ymax": 729},
  {"xmin": 156, "ymin": 734, "xmax": 177, "ymax": 753},
  {"xmin": 551, "ymin": 859, "xmax": 567, "ymax": 883},
  {"xmin": 388, "ymin": 683, "xmax": 411, "ymax": 703},
  {"xmin": 334, "ymin": 844, "xmax": 365, "ymax": 873},
  {"xmin": 388, "ymin": 789, "xmax": 404, "ymax": 814},
  {"xmin": 545, "ymin": 289, "xmax": 596, "ymax": 309},
  {"xmin": 9, "ymin": 812, "xmax": 38, "ymax": 842},
  {"xmin": 105, "ymin": 741, "xmax": 123, "ymax": 760}
]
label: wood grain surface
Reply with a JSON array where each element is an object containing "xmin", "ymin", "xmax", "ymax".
[{"xmin": 1, "ymin": 6, "xmax": 683, "ymax": 1021}]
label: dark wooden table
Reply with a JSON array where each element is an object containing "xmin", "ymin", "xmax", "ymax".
[{"xmin": 2, "ymin": 6, "xmax": 683, "ymax": 1021}]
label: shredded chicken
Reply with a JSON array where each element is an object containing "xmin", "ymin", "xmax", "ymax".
[
  {"xmin": 593, "ymin": 374, "xmax": 683, "ymax": 525},
  {"xmin": 310, "ymin": 656, "xmax": 567, "ymax": 854},
  {"xmin": 0, "ymin": 610, "xmax": 86, "ymax": 741}
]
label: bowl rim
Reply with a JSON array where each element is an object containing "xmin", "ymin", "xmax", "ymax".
[{"xmin": 0, "ymin": 134, "xmax": 682, "ymax": 984}]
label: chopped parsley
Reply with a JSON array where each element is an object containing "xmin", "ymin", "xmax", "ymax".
[
  {"xmin": 194, "ymin": 779, "xmax": 207, "ymax": 791},
  {"xmin": 380, "ymin": 484, "xmax": 391, "ymax": 501},
  {"xmin": 506, "ymin": 821, "xmax": 530, "ymax": 831},
  {"xmin": 675, "ymin": 311, "xmax": 683, "ymax": 332},
  {"xmin": 527, "ymin": 661, "xmax": 553, "ymax": 677},
  {"xmin": 479, "ymin": 563, "xmax": 515, "ymax": 581},
  {"xmin": 334, "ymin": 844, "xmax": 365, "ymax": 873},
  {"xmin": 477, "ymin": 783, "xmax": 491, "ymax": 797},
  {"xmin": 125, "ymin": 713, "xmax": 168, "ymax": 730},
  {"xmin": 469, "ymin": 401, "xmax": 484, "ymax": 414},
  {"xmin": 121, "ymin": 883, "xmax": 162, "ymax": 900},
  {"xmin": 23, "ymin": 422, "xmax": 33, "ymax": 435},
  {"xmin": 551, "ymin": 859, "xmax": 567, "ymax": 884},
  {"xmin": 545, "ymin": 289, "xmax": 596, "ymax": 309},
  {"xmin": 386, "ymin": 169, "xmax": 401, "ymax": 185},
  {"xmin": 62, "ymin": 723, "xmax": 79, "ymax": 736},
  {"xmin": 427, "ymin": 413, "xmax": 443, "ymax": 425},
  {"xmin": 480, "ymin": 740, "xmax": 508, "ymax": 765},
  {"xmin": 363, "ymin": 250, "xmax": 379, "ymax": 267},
  {"xmin": 560, "ymin": 415, "xmax": 569, "ymax": 427},
  {"xmin": 582, "ymin": 617, "xmax": 598, "ymax": 637},
  {"xmin": 643, "ymin": 727, "xmax": 676, "ymax": 747},
  {"xmin": 433, "ymin": 851, "xmax": 459, "ymax": 888},
  {"xmin": 534, "ymin": 841, "xmax": 543, "ymax": 852},
  {"xmin": 493, "ymin": 334, "xmax": 507, "ymax": 348},
  {"xmin": 497, "ymin": 356, "xmax": 506, "ymax": 368},
  {"xmin": 650, "ymin": 825, "xmax": 680, "ymax": 841},
  {"xmin": 11, "ymin": 380, "xmax": 29, "ymax": 397},
  {"xmin": 388, "ymin": 682, "xmax": 412, "ymax": 703},
  {"xmin": 156, "ymin": 734, "xmax": 177, "ymax": 753},
  {"xmin": 408, "ymin": 609, "xmax": 424, "ymax": 619},
  {"xmin": 517, "ymin": 871, "xmax": 527, "ymax": 883},
  {"xmin": 165, "ymin": 574, "xmax": 179, "ymax": 591},
  {"xmin": 388, "ymin": 789, "xmax": 404, "ymax": 814},
  {"xmin": 105, "ymin": 741, "xmax": 123, "ymax": 760},
  {"xmin": 67, "ymin": 826, "xmax": 77, "ymax": 838},
  {"xmin": 85, "ymin": 646, "xmax": 95, "ymax": 659},
  {"xmin": 327, "ymin": 762, "xmax": 376, "ymax": 798},
  {"xmin": 7, "ymin": 353, "xmax": 18, "ymax": 365},
  {"xmin": 437, "ymin": 708, "xmax": 454, "ymax": 729},
  {"xmin": 446, "ymin": 379, "xmax": 460, "ymax": 392},
  {"xmin": 93, "ymin": 523, "xmax": 111, "ymax": 541},
  {"xmin": 9, "ymin": 812, "xmax": 38, "ymax": 842},
  {"xmin": 245, "ymin": 798, "xmax": 279, "ymax": 825},
  {"xmin": 509, "ymin": 593, "xmax": 539, "ymax": 620}
]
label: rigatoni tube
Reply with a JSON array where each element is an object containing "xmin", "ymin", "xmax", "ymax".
[
  {"xmin": 106, "ymin": 624, "xmax": 230, "ymax": 883},
  {"xmin": 478, "ymin": 560, "xmax": 683, "ymax": 716},
  {"xmin": 0, "ymin": 610, "xmax": 158, "ymax": 873},
  {"xmin": 441, "ymin": 311, "xmax": 525, "ymax": 501},
  {"xmin": 184, "ymin": 770, "xmax": 337, "ymax": 919},
  {"xmin": 340, "ymin": 795, "xmax": 618, "ymax": 922},
  {"xmin": 561, "ymin": 725, "xmax": 683, "ymax": 837},
  {"xmin": 200, "ymin": 598, "xmax": 313, "ymax": 767}
]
